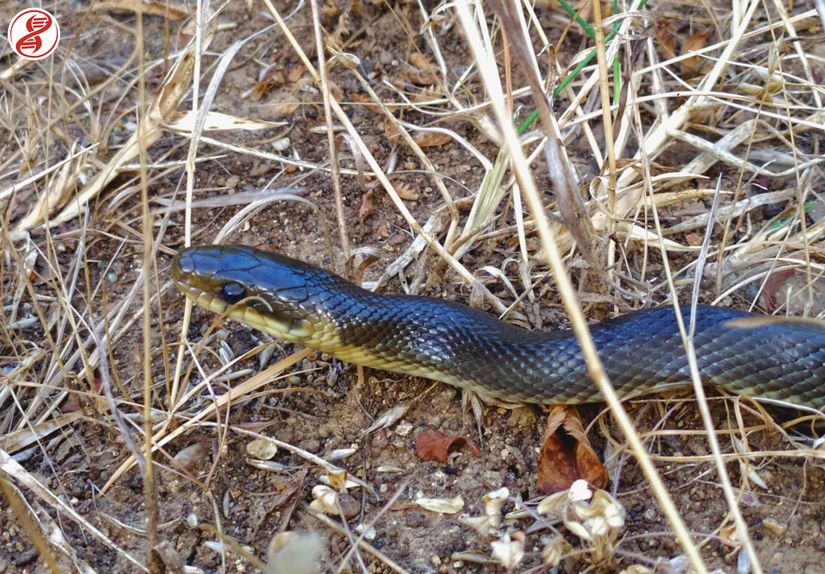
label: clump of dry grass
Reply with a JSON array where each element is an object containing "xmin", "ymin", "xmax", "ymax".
[{"xmin": 0, "ymin": 0, "xmax": 823, "ymax": 572}]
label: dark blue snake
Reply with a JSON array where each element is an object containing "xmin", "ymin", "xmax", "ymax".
[{"xmin": 172, "ymin": 245, "xmax": 825, "ymax": 411}]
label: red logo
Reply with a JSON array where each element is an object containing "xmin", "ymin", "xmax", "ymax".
[{"xmin": 8, "ymin": 8, "xmax": 60, "ymax": 60}]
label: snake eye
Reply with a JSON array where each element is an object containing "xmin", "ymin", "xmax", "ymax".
[{"xmin": 220, "ymin": 282, "xmax": 246, "ymax": 304}]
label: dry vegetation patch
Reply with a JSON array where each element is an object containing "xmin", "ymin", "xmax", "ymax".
[{"xmin": 0, "ymin": 0, "xmax": 824, "ymax": 572}]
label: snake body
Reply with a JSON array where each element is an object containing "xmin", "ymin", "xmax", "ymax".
[{"xmin": 172, "ymin": 245, "xmax": 825, "ymax": 410}]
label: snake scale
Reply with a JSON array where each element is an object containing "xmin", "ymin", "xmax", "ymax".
[{"xmin": 172, "ymin": 244, "xmax": 825, "ymax": 411}]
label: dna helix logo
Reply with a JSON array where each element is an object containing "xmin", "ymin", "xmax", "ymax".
[
  {"xmin": 8, "ymin": 8, "xmax": 61, "ymax": 60},
  {"xmin": 16, "ymin": 12, "xmax": 51, "ymax": 54}
]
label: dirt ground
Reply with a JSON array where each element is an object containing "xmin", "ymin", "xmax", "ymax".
[{"xmin": 1, "ymin": 1, "xmax": 824, "ymax": 573}]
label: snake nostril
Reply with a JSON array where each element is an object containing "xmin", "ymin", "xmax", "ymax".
[{"xmin": 220, "ymin": 282, "xmax": 247, "ymax": 304}]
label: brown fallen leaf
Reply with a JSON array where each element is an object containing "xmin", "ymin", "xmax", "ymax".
[
  {"xmin": 537, "ymin": 406, "xmax": 607, "ymax": 494},
  {"xmin": 287, "ymin": 64, "xmax": 307, "ymax": 82},
  {"xmin": 415, "ymin": 428, "xmax": 479, "ymax": 463},
  {"xmin": 681, "ymin": 30, "xmax": 710, "ymax": 78},
  {"xmin": 271, "ymin": 101, "xmax": 301, "ymax": 117},
  {"xmin": 359, "ymin": 189, "xmax": 376, "ymax": 223},
  {"xmin": 405, "ymin": 52, "xmax": 439, "ymax": 86},
  {"xmin": 759, "ymin": 268, "xmax": 796, "ymax": 313},
  {"xmin": 409, "ymin": 52, "xmax": 434, "ymax": 70},
  {"xmin": 383, "ymin": 115, "xmax": 403, "ymax": 146},
  {"xmin": 654, "ymin": 18, "xmax": 677, "ymax": 61},
  {"xmin": 172, "ymin": 441, "xmax": 211, "ymax": 473},
  {"xmin": 248, "ymin": 65, "xmax": 286, "ymax": 102},
  {"xmin": 326, "ymin": 8, "xmax": 352, "ymax": 47},
  {"xmin": 393, "ymin": 182, "xmax": 419, "ymax": 201},
  {"xmin": 350, "ymin": 91, "xmax": 371, "ymax": 103},
  {"xmin": 413, "ymin": 131, "xmax": 451, "ymax": 148}
]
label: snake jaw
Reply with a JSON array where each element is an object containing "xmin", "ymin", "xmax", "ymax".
[{"xmin": 176, "ymin": 279, "xmax": 319, "ymax": 343}]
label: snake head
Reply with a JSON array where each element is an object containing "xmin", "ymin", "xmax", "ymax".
[{"xmin": 171, "ymin": 244, "xmax": 321, "ymax": 342}]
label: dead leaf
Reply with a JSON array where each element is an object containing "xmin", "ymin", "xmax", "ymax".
[
  {"xmin": 271, "ymin": 101, "xmax": 301, "ymax": 117},
  {"xmin": 409, "ymin": 52, "xmax": 433, "ymax": 70},
  {"xmin": 383, "ymin": 115, "xmax": 403, "ymax": 146},
  {"xmin": 760, "ymin": 268, "xmax": 796, "ymax": 313},
  {"xmin": 16, "ymin": 147, "xmax": 80, "ymax": 231},
  {"xmin": 415, "ymin": 495, "xmax": 464, "ymax": 514},
  {"xmin": 762, "ymin": 518, "xmax": 787, "ymax": 536},
  {"xmin": 350, "ymin": 91, "xmax": 371, "ymax": 103},
  {"xmin": 327, "ymin": 9, "xmax": 352, "ymax": 47},
  {"xmin": 172, "ymin": 441, "xmax": 211, "ymax": 472},
  {"xmin": 405, "ymin": 52, "xmax": 439, "ymax": 85},
  {"xmin": 321, "ymin": 0, "xmax": 339, "ymax": 20},
  {"xmin": 166, "ymin": 110, "xmax": 285, "ymax": 132},
  {"xmin": 491, "ymin": 531, "xmax": 525, "ymax": 572},
  {"xmin": 247, "ymin": 65, "xmax": 286, "ymax": 102},
  {"xmin": 267, "ymin": 72, "xmax": 314, "ymax": 118},
  {"xmin": 413, "ymin": 131, "xmax": 451, "ymax": 148},
  {"xmin": 537, "ymin": 407, "xmax": 607, "ymax": 494},
  {"xmin": 393, "ymin": 182, "xmax": 419, "ymax": 201},
  {"xmin": 326, "ymin": 468, "xmax": 349, "ymax": 491},
  {"xmin": 310, "ymin": 485, "xmax": 356, "ymax": 516},
  {"xmin": 415, "ymin": 428, "xmax": 479, "ymax": 463},
  {"xmin": 287, "ymin": 64, "xmax": 307, "ymax": 82},
  {"xmin": 0, "ymin": 412, "xmax": 84, "ymax": 454},
  {"xmin": 681, "ymin": 30, "xmax": 710, "ymax": 77},
  {"xmin": 654, "ymin": 18, "xmax": 677, "ymax": 61},
  {"xmin": 359, "ymin": 189, "xmax": 376, "ymax": 223}
]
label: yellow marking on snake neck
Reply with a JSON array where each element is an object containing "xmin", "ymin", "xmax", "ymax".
[{"xmin": 185, "ymin": 286, "xmax": 465, "ymax": 386}]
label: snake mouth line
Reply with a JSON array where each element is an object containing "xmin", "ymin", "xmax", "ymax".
[{"xmin": 175, "ymin": 282, "xmax": 315, "ymax": 343}]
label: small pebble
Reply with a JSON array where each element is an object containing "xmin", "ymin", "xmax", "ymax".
[
  {"xmin": 298, "ymin": 438, "xmax": 320, "ymax": 453},
  {"xmin": 338, "ymin": 492, "xmax": 360, "ymax": 519},
  {"xmin": 273, "ymin": 137, "xmax": 291, "ymax": 152},
  {"xmin": 371, "ymin": 430, "xmax": 389, "ymax": 448},
  {"xmin": 507, "ymin": 408, "xmax": 537, "ymax": 429}
]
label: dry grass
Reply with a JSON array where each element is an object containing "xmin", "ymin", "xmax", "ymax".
[{"xmin": 1, "ymin": 0, "xmax": 823, "ymax": 572}]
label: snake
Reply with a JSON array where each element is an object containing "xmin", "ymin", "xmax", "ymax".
[{"xmin": 171, "ymin": 244, "xmax": 825, "ymax": 411}]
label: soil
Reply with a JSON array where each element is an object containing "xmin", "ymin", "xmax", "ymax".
[{"xmin": 1, "ymin": 2, "xmax": 824, "ymax": 574}]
